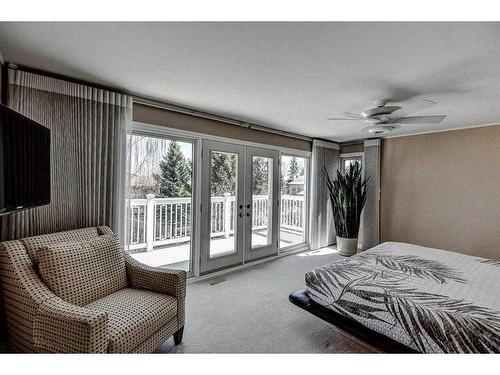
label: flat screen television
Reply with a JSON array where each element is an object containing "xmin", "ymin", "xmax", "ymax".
[{"xmin": 0, "ymin": 104, "xmax": 51, "ymax": 215}]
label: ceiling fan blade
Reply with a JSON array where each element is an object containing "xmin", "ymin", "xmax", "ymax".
[
  {"xmin": 344, "ymin": 112, "xmax": 365, "ymax": 119},
  {"xmin": 327, "ymin": 117, "xmax": 380, "ymax": 124},
  {"xmin": 327, "ymin": 117, "xmax": 364, "ymax": 121},
  {"xmin": 331, "ymin": 123, "xmax": 371, "ymax": 134},
  {"xmin": 390, "ymin": 115, "xmax": 446, "ymax": 124},
  {"xmin": 387, "ymin": 99, "xmax": 436, "ymax": 120}
]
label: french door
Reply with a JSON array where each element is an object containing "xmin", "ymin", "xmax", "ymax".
[
  {"xmin": 244, "ymin": 147, "xmax": 279, "ymax": 262},
  {"xmin": 200, "ymin": 140, "xmax": 280, "ymax": 274}
]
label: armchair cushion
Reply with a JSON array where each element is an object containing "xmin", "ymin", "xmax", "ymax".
[
  {"xmin": 21, "ymin": 226, "xmax": 101, "ymax": 266},
  {"xmin": 85, "ymin": 288, "xmax": 178, "ymax": 353},
  {"xmin": 37, "ymin": 234, "xmax": 127, "ymax": 306}
]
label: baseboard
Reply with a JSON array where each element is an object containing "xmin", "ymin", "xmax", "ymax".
[{"xmin": 189, "ymin": 244, "xmax": 310, "ymax": 284}]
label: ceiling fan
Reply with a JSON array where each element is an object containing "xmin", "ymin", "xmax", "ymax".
[{"xmin": 328, "ymin": 98, "xmax": 446, "ymax": 135}]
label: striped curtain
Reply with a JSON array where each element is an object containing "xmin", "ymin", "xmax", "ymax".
[
  {"xmin": 360, "ymin": 139, "xmax": 381, "ymax": 250},
  {"xmin": 309, "ymin": 139, "xmax": 340, "ymax": 250},
  {"xmin": 0, "ymin": 68, "xmax": 132, "ymax": 240}
]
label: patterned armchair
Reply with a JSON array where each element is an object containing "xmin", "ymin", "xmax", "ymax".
[{"xmin": 0, "ymin": 226, "xmax": 186, "ymax": 353}]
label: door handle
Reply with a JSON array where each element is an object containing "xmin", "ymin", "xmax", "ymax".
[
  {"xmin": 246, "ymin": 212, "xmax": 252, "ymax": 217},
  {"xmin": 239, "ymin": 212, "xmax": 244, "ymax": 217}
]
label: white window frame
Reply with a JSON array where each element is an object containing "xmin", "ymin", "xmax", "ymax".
[{"xmin": 340, "ymin": 152, "xmax": 364, "ymax": 174}]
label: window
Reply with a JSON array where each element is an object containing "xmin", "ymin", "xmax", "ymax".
[
  {"xmin": 280, "ymin": 155, "xmax": 308, "ymax": 249},
  {"xmin": 127, "ymin": 122, "xmax": 313, "ymax": 276},
  {"xmin": 340, "ymin": 154, "xmax": 363, "ymax": 174},
  {"xmin": 127, "ymin": 133, "xmax": 194, "ymax": 272}
]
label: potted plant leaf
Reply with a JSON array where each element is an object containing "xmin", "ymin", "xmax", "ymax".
[{"xmin": 323, "ymin": 162, "xmax": 368, "ymax": 256}]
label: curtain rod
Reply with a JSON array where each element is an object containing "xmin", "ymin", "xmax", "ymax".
[
  {"xmin": 7, "ymin": 62, "xmax": 313, "ymax": 142},
  {"xmin": 133, "ymin": 96, "xmax": 313, "ymax": 142}
]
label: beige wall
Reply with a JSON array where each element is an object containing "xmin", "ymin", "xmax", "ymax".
[
  {"xmin": 340, "ymin": 143, "xmax": 364, "ymax": 154},
  {"xmin": 380, "ymin": 125, "xmax": 500, "ymax": 259},
  {"xmin": 133, "ymin": 103, "xmax": 312, "ymax": 152}
]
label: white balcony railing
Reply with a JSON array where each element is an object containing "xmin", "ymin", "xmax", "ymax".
[{"xmin": 128, "ymin": 194, "xmax": 305, "ymax": 251}]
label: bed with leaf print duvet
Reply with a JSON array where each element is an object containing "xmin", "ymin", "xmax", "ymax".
[{"xmin": 304, "ymin": 242, "xmax": 500, "ymax": 353}]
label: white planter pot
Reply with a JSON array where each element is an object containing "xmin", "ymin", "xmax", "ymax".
[{"xmin": 336, "ymin": 236, "xmax": 358, "ymax": 257}]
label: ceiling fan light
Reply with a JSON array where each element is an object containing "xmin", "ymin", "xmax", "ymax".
[
  {"xmin": 365, "ymin": 124, "xmax": 397, "ymax": 135},
  {"xmin": 369, "ymin": 128, "xmax": 389, "ymax": 135}
]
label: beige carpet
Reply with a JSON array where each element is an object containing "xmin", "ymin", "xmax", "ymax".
[{"xmin": 157, "ymin": 248, "xmax": 379, "ymax": 353}]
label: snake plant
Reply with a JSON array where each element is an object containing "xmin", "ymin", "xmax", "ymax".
[{"xmin": 323, "ymin": 162, "xmax": 368, "ymax": 238}]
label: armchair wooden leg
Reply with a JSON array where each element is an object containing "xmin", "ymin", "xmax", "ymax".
[{"xmin": 173, "ymin": 327, "xmax": 184, "ymax": 345}]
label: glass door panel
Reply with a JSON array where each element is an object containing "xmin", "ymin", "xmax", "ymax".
[
  {"xmin": 244, "ymin": 147, "xmax": 279, "ymax": 261},
  {"xmin": 250, "ymin": 156, "xmax": 273, "ymax": 248},
  {"xmin": 280, "ymin": 155, "xmax": 308, "ymax": 249},
  {"xmin": 200, "ymin": 140, "xmax": 245, "ymax": 274},
  {"xmin": 209, "ymin": 151, "xmax": 239, "ymax": 258}
]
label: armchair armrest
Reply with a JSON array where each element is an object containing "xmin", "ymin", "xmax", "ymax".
[
  {"xmin": 125, "ymin": 253, "xmax": 187, "ymax": 299},
  {"xmin": 33, "ymin": 297, "xmax": 109, "ymax": 353}
]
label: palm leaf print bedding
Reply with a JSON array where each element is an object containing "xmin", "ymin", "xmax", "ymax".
[{"xmin": 305, "ymin": 242, "xmax": 500, "ymax": 353}]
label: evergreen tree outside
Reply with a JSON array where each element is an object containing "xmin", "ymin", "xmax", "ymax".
[
  {"xmin": 280, "ymin": 166, "xmax": 287, "ymax": 194},
  {"xmin": 154, "ymin": 141, "xmax": 192, "ymax": 198},
  {"xmin": 135, "ymin": 138, "xmax": 305, "ymax": 200},
  {"xmin": 252, "ymin": 157, "xmax": 270, "ymax": 195},
  {"xmin": 287, "ymin": 156, "xmax": 299, "ymax": 185},
  {"xmin": 211, "ymin": 152, "xmax": 237, "ymax": 196}
]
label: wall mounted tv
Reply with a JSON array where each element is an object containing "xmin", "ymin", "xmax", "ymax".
[{"xmin": 0, "ymin": 104, "xmax": 51, "ymax": 215}]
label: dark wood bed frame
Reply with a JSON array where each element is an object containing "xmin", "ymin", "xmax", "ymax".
[{"xmin": 289, "ymin": 289, "xmax": 418, "ymax": 353}]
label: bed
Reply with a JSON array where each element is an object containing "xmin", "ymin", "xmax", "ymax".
[{"xmin": 290, "ymin": 242, "xmax": 500, "ymax": 353}]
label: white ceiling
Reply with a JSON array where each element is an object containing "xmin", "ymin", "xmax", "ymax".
[{"xmin": 1, "ymin": 22, "xmax": 500, "ymax": 142}]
